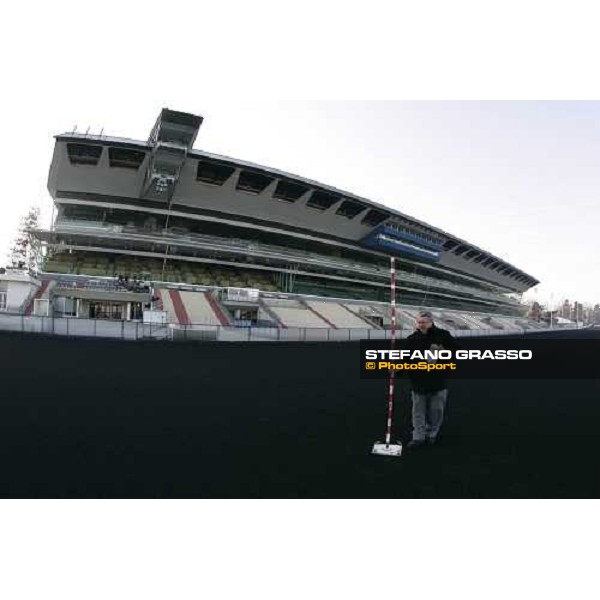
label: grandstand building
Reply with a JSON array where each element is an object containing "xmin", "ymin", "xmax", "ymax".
[{"xmin": 30, "ymin": 108, "xmax": 541, "ymax": 332}]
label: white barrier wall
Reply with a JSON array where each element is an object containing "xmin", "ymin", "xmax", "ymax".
[{"xmin": 0, "ymin": 272, "xmax": 40, "ymax": 313}]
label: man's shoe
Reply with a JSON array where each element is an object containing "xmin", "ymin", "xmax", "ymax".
[
  {"xmin": 427, "ymin": 437, "xmax": 437, "ymax": 446},
  {"xmin": 407, "ymin": 439, "xmax": 426, "ymax": 449}
]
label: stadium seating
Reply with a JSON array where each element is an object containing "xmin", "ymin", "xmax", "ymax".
[
  {"xmin": 179, "ymin": 291, "xmax": 230, "ymax": 326},
  {"xmin": 40, "ymin": 252, "xmax": 539, "ymax": 334},
  {"xmin": 162, "ymin": 229, "xmax": 511, "ymax": 303},
  {"xmin": 304, "ymin": 300, "xmax": 374, "ymax": 329},
  {"xmin": 43, "ymin": 251, "xmax": 281, "ymax": 292},
  {"xmin": 42, "ymin": 248, "xmax": 519, "ymax": 320},
  {"xmin": 52, "ymin": 222, "xmax": 514, "ymax": 306},
  {"xmin": 156, "ymin": 289, "xmax": 232, "ymax": 326},
  {"xmin": 426, "ymin": 311, "xmax": 465, "ymax": 330},
  {"xmin": 262, "ymin": 298, "xmax": 331, "ymax": 328},
  {"xmin": 156, "ymin": 289, "xmax": 179, "ymax": 324},
  {"xmin": 467, "ymin": 314, "xmax": 493, "ymax": 329},
  {"xmin": 342, "ymin": 303, "xmax": 385, "ymax": 327}
]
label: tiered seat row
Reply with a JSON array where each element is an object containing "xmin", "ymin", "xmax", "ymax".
[
  {"xmin": 305, "ymin": 300, "xmax": 374, "ymax": 329},
  {"xmin": 43, "ymin": 252, "xmax": 279, "ymax": 291},
  {"xmin": 41, "ymin": 254, "xmax": 542, "ymax": 332},
  {"xmin": 330, "ymin": 302, "xmax": 542, "ymax": 332},
  {"xmin": 179, "ymin": 291, "xmax": 230, "ymax": 326},
  {"xmin": 262, "ymin": 298, "xmax": 330, "ymax": 328},
  {"xmin": 133, "ymin": 227, "xmax": 512, "ymax": 304},
  {"xmin": 157, "ymin": 289, "xmax": 231, "ymax": 326}
]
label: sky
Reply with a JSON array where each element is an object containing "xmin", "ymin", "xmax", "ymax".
[{"xmin": 1, "ymin": 3, "xmax": 599, "ymax": 311}]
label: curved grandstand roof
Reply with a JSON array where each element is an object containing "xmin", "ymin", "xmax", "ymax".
[{"xmin": 53, "ymin": 115, "xmax": 539, "ymax": 289}]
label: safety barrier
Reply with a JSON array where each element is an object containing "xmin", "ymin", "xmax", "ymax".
[{"xmin": 0, "ymin": 312, "xmax": 580, "ymax": 342}]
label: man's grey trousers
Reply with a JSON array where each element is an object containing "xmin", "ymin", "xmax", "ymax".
[{"xmin": 411, "ymin": 389, "xmax": 448, "ymax": 441}]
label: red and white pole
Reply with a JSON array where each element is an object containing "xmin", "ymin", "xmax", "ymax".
[{"xmin": 384, "ymin": 256, "xmax": 397, "ymax": 446}]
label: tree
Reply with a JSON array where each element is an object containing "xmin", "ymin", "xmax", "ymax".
[
  {"xmin": 7, "ymin": 207, "xmax": 42, "ymax": 272},
  {"xmin": 527, "ymin": 300, "xmax": 543, "ymax": 321}
]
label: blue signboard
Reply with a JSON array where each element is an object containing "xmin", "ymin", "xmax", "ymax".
[{"xmin": 362, "ymin": 226, "xmax": 442, "ymax": 262}]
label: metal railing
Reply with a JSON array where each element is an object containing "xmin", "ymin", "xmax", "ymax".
[
  {"xmin": 0, "ymin": 312, "xmax": 580, "ymax": 343},
  {"xmin": 49, "ymin": 221, "xmax": 513, "ymax": 303}
]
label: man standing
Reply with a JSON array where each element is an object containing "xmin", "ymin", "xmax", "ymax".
[{"xmin": 405, "ymin": 311, "xmax": 458, "ymax": 448}]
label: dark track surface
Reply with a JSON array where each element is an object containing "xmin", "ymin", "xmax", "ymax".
[{"xmin": 1, "ymin": 329, "xmax": 599, "ymax": 498}]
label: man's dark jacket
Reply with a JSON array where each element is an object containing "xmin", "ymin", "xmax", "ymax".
[{"xmin": 404, "ymin": 324, "xmax": 458, "ymax": 393}]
